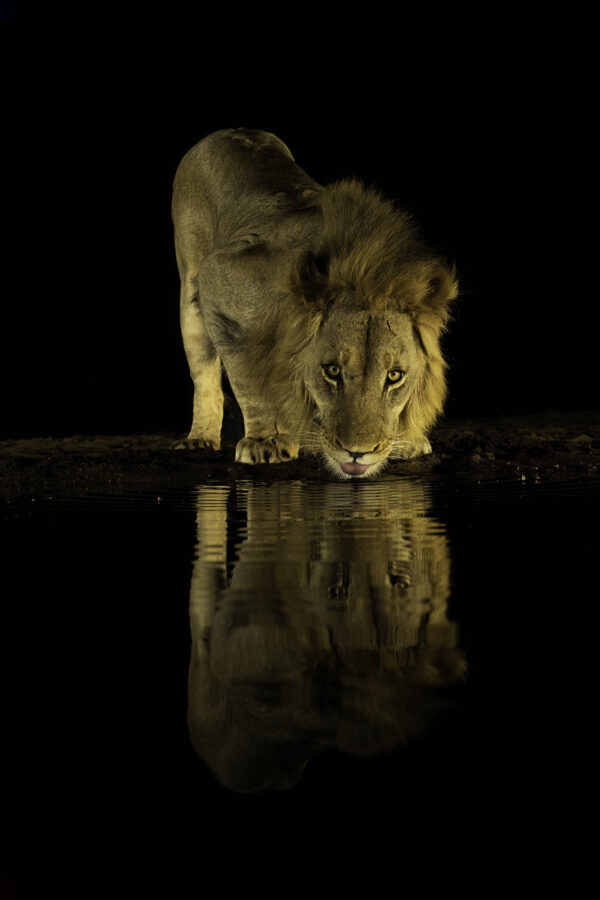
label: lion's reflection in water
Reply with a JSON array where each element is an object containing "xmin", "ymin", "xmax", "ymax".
[{"xmin": 188, "ymin": 480, "xmax": 466, "ymax": 794}]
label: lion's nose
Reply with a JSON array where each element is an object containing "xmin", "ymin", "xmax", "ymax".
[{"xmin": 336, "ymin": 440, "xmax": 381, "ymax": 458}]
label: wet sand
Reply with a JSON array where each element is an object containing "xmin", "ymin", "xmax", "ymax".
[{"xmin": 2, "ymin": 409, "xmax": 599, "ymax": 502}]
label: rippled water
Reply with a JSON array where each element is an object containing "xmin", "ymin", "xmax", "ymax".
[{"xmin": 6, "ymin": 475, "xmax": 598, "ymax": 894}]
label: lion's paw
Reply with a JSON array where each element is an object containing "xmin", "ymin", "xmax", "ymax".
[
  {"xmin": 235, "ymin": 434, "xmax": 299, "ymax": 464},
  {"xmin": 171, "ymin": 436, "xmax": 220, "ymax": 451},
  {"xmin": 396, "ymin": 436, "xmax": 433, "ymax": 459}
]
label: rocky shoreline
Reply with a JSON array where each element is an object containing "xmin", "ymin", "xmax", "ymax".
[{"xmin": 2, "ymin": 410, "xmax": 599, "ymax": 502}]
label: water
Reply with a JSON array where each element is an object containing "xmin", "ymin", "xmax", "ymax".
[
  {"xmin": 5, "ymin": 475, "xmax": 598, "ymax": 896},
  {"xmin": 188, "ymin": 481, "xmax": 463, "ymax": 794}
]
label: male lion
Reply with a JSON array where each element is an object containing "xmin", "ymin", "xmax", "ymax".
[{"xmin": 172, "ymin": 128, "xmax": 458, "ymax": 478}]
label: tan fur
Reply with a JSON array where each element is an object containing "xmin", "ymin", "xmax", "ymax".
[{"xmin": 172, "ymin": 128, "xmax": 458, "ymax": 477}]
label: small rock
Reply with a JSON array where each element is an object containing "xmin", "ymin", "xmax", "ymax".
[{"xmin": 570, "ymin": 433, "xmax": 593, "ymax": 445}]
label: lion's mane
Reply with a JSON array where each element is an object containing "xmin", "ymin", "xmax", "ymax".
[{"xmin": 276, "ymin": 179, "xmax": 458, "ymax": 443}]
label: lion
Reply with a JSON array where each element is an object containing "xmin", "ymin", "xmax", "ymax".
[{"xmin": 172, "ymin": 128, "xmax": 458, "ymax": 477}]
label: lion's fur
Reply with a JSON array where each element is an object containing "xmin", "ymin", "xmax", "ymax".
[
  {"xmin": 284, "ymin": 178, "xmax": 458, "ymax": 446},
  {"xmin": 173, "ymin": 128, "xmax": 458, "ymax": 474}
]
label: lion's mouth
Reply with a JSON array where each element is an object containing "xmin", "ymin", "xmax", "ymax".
[{"xmin": 339, "ymin": 461, "xmax": 370, "ymax": 476}]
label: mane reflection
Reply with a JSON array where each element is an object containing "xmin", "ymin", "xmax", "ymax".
[{"xmin": 188, "ymin": 480, "xmax": 465, "ymax": 794}]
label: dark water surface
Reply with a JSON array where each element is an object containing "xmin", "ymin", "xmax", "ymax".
[{"xmin": 5, "ymin": 475, "xmax": 598, "ymax": 897}]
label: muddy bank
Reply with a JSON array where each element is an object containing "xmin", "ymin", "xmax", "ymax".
[{"xmin": 2, "ymin": 410, "xmax": 599, "ymax": 502}]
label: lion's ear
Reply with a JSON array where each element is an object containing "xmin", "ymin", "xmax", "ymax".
[
  {"xmin": 290, "ymin": 249, "xmax": 331, "ymax": 306},
  {"xmin": 424, "ymin": 262, "xmax": 459, "ymax": 325}
]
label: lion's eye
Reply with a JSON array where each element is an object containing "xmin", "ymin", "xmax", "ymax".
[
  {"xmin": 386, "ymin": 369, "xmax": 405, "ymax": 384},
  {"xmin": 323, "ymin": 363, "xmax": 341, "ymax": 381}
]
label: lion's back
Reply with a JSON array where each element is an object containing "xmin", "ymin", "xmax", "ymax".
[
  {"xmin": 173, "ymin": 129, "xmax": 321, "ymax": 268},
  {"xmin": 174, "ymin": 128, "xmax": 295, "ymax": 195}
]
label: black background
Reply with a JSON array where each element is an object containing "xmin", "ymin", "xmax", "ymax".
[
  {"xmin": 4, "ymin": 7, "xmax": 596, "ymax": 440},
  {"xmin": 3, "ymin": 11, "xmax": 598, "ymax": 897}
]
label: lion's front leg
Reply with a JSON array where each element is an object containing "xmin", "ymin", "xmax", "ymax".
[{"xmin": 234, "ymin": 404, "xmax": 298, "ymax": 464}]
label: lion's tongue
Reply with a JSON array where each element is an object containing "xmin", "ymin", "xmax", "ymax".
[{"xmin": 340, "ymin": 461, "xmax": 369, "ymax": 476}]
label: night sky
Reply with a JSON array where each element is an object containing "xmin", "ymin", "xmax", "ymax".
[{"xmin": 5, "ymin": 9, "xmax": 596, "ymax": 439}]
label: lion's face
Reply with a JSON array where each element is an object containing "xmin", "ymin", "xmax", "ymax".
[{"xmin": 301, "ymin": 304, "xmax": 427, "ymax": 478}]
